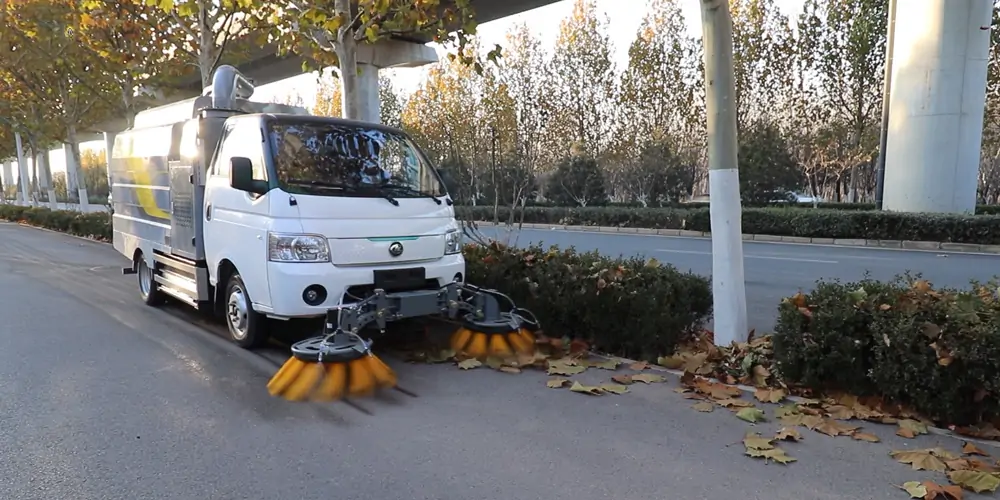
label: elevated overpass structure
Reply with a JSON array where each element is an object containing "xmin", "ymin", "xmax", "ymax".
[
  {"xmin": 2, "ymin": 0, "xmax": 558, "ymax": 207},
  {"xmin": 3, "ymin": 0, "xmax": 996, "ymax": 215}
]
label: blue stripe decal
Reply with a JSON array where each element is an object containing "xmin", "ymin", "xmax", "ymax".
[{"xmin": 367, "ymin": 236, "xmax": 420, "ymax": 242}]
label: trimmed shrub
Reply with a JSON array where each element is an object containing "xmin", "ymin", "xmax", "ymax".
[
  {"xmin": 774, "ymin": 275, "xmax": 1000, "ymax": 426},
  {"xmin": 0, "ymin": 205, "xmax": 112, "ymax": 241},
  {"xmin": 463, "ymin": 242, "xmax": 713, "ymax": 361},
  {"xmin": 457, "ymin": 205, "xmax": 1000, "ymax": 245},
  {"xmin": 772, "ymin": 277, "xmax": 905, "ymax": 395},
  {"xmin": 869, "ymin": 281, "xmax": 1000, "ymax": 425}
]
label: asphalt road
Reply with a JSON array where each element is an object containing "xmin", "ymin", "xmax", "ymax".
[
  {"xmin": 0, "ymin": 222, "xmax": 992, "ymax": 500},
  {"xmin": 476, "ymin": 225, "xmax": 1000, "ymax": 332}
]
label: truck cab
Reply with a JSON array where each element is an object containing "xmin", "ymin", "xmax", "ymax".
[{"xmin": 111, "ymin": 65, "xmax": 463, "ymax": 349}]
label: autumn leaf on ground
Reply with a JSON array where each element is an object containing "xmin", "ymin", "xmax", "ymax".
[
  {"xmin": 716, "ymin": 398, "xmax": 754, "ymax": 408},
  {"xmin": 966, "ymin": 459, "xmax": 1000, "ymax": 473},
  {"xmin": 485, "ymin": 357, "xmax": 505, "ymax": 369},
  {"xmin": 946, "ymin": 459, "xmax": 971, "ymax": 471},
  {"xmin": 569, "ymin": 381, "xmax": 603, "ymax": 395},
  {"xmin": 692, "ymin": 401, "xmax": 714, "ymax": 412},
  {"xmin": 457, "ymin": 358, "xmax": 482, "ymax": 370},
  {"xmin": 891, "ymin": 449, "xmax": 949, "ymax": 472},
  {"xmin": 961, "ymin": 442, "xmax": 990, "ymax": 457},
  {"xmin": 631, "ymin": 373, "xmax": 666, "ymax": 384},
  {"xmin": 546, "ymin": 377, "xmax": 569, "ymax": 388},
  {"xmin": 811, "ymin": 418, "xmax": 859, "ymax": 437},
  {"xmin": 612, "ymin": 374, "xmax": 634, "ymax": 385},
  {"xmin": 499, "ymin": 366, "xmax": 521, "ymax": 374},
  {"xmin": 751, "ymin": 364, "xmax": 771, "ymax": 387},
  {"xmin": 736, "ymin": 407, "xmax": 767, "ymax": 423},
  {"xmin": 947, "ymin": 470, "xmax": 1000, "ymax": 493},
  {"xmin": 694, "ymin": 380, "xmax": 742, "ymax": 400},
  {"xmin": 774, "ymin": 404, "xmax": 801, "ymax": 419},
  {"xmin": 851, "ymin": 431, "xmax": 880, "ymax": 443},
  {"xmin": 753, "ymin": 388, "xmax": 785, "ymax": 404},
  {"xmin": 897, "ymin": 419, "xmax": 929, "ymax": 438},
  {"xmin": 426, "ymin": 348, "xmax": 457, "ymax": 363},
  {"xmin": 823, "ymin": 404, "xmax": 855, "ymax": 420},
  {"xmin": 587, "ymin": 359, "xmax": 619, "ymax": 370},
  {"xmin": 743, "ymin": 433, "xmax": 795, "ymax": 464},
  {"xmin": 955, "ymin": 424, "xmax": 1000, "ymax": 440},
  {"xmin": 547, "ymin": 361, "xmax": 586, "ymax": 376},
  {"xmin": 900, "ymin": 480, "xmax": 963, "ymax": 500},
  {"xmin": 775, "ymin": 427, "xmax": 802, "ymax": 442},
  {"xmin": 629, "ymin": 361, "xmax": 649, "ymax": 371},
  {"xmin": 599, "ymin": 383, "xmax": 629, "ymax": 395}
]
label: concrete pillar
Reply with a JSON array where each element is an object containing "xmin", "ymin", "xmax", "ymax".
[
  {"xmin": 350, "ymin": 40, "xmax": 437, "ymax": 125},
  {"xmin": 14, "ymin": 132, "xmax": 29, "ymax": 204},
  {"xmin": 356, "ymin": 63, "xmax": 381, "ymax": 125},
  {"xmin": 882, "ymin": 0, "xmax": 994, "ymax": 214}
]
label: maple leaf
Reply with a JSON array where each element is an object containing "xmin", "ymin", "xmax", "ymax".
[
  {"xmin": 631, "ymin": 373, "xmax": 666, "ymax": 384},
  {"xmin": 457, "ymin": 358, "xmax": 481, "ymax": 370},
  {"xmin": 961, "ymin": 442, "xmax": 990, "ymax": 457},
  {"xmin": 736, "ymin": 407, "xmax": 767, "ymax": 423},
  {"xmin": 753, "ymin": 388, "xmax": 785, "ymax": 404},
  {"xmin": 851, "ymin": 431, "xmax": 880, "ymax": 443},
  {"xmin": 611, "ymin": 374, "xmax": 634, "ymax": 385},
  {"xmin": 692, "ymin": 401, "xmax": 714, "ymax": 412},
  {"xmin": 947, "ymin": 470, "xmax": 1000, "ymax": 493},
  {"xmin": 891, "ymin": 449, "xmax": 949, "ymax": 472},
  {"xmin": 598, "ymin": 383, "xmax": 629, "ymax": 395},
  {"xmin": 813, "ymin": 418, "xmax": 859, "ymax": 437},
  {"xmin": 716, "ymin": 398, "xmax": 754, "ymax": 408},
  {"xmin": 546, "ymin": 377, "xmax": 569, "ymax": 388},
  {"xmin": 775, "ymin": 427, "xmax": 803, "ymax": 442},
  {"xmin": 568, "ymin": 381, "xmax": 602, "ymax": 395}
]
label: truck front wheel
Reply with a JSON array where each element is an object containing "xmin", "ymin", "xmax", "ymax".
[
  {"xmin": 137, "ymin": 255, "xmax": 164, "ymax": 306},
  {"xmin": 224, "ymin": 272, "xmax": 270, "ymax": 349}
]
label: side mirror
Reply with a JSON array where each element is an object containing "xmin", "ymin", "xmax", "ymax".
[{"xmin": 229, "ymin": 157, "xmax": 265, "ymax": 194}]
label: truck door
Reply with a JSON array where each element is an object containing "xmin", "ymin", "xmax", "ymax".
[{"xmin": 203, "ymin": 119, "xmax": 272, "ymax": 309}]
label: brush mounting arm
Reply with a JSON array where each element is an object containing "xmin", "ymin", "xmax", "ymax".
[{"xmin": 323, "ymin": 282, "xmax": 524, "ymax": 337}]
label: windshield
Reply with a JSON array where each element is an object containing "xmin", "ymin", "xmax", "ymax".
[{"xmin": 266, "ymin": 119, "xmax": 446, "ymax": 197}]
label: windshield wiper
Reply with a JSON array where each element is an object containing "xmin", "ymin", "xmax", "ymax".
[
  {"xmin": 286, "ymin": 179, "xmax": 399, "ymax": 206},
  {"xmin": 380, "ymin": 184, "xmax": 444, "ymax": 205}
]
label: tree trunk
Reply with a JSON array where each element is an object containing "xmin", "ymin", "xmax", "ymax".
[
  {"xmin": 198, "ymin": 4, "xmax": 215, "ymax": 88},
  {"xmin": 66, "ymin": 124, "xmax": 90, "ymax": 211},
  {"xmin": 334, "ymin": 0, "xmax": 361, "ymax": 121}
]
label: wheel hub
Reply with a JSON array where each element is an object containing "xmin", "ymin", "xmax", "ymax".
[
  {"xmin": 227, "ymin": 288, "xmax": 248, "ymax": 339},
  {"xmin": 138, "ymin": 260, "xmax": 152, "ymax": 296}
]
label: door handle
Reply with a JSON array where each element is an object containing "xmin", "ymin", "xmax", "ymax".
[{"xmin": 205, "ymin": 204, "xmax": 212, "ymax": 221}]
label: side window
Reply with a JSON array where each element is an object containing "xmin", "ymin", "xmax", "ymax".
[
  {"xmin": 210, "ymin": 122, "xmax": 235, "ymax": 177},
  {"xmin": 221, "ymin": 121, "xmax": 266, "ymax": 181}
]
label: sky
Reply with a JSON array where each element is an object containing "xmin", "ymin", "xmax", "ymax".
[{"xmin": 11, "ymin": 0, "xmax": 807, "ymax": 185}]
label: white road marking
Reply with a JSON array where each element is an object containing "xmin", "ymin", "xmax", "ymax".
[{"xmin": 654, "ymin": 248, "xmax": 838, "ymax": 264}]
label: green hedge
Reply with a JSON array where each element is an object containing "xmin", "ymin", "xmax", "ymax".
[
  {"xmin": 773, "ymin": 276, "xmax": 1000, "ymax": 426},
  {"xmin": 505, "ymin": 200, "xmax": 1000, "ymax": 214},
  {"xmin": 463, "ymin": 242, "xmax": 712, "ymax": 361},
  {"xmin": 459, "ymin": 206, "xmax": 1000, "ymax": 245},
  {"xmin": 0, "ymin": 204, "xmax": 112, "ymax": 241}
]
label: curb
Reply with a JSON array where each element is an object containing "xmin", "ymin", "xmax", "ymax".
[
  {"xmin": 586, "ymin": 350, "xmax": 1000, "ymax": 450},
  {"xmin": 472, "ymin": 221, "xmax": 1000, "ymax": 255},
  {"xmin": 5, "ymin": 221, "xmax": 110, "ymax": 246}
]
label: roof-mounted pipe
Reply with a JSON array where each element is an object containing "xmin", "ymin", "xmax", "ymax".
[{"xmin": 203, "ymin": 64, "xmax": 255, "ymax": 110}]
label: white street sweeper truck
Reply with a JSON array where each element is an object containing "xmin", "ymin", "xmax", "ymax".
[{"xmin": 110, "ymin": 65, "xmax": 539, "ymax": 401}]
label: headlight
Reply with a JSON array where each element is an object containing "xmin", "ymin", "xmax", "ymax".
[
  {"xmin": 268, "ymin": 232, "xmax": 330, "ymax": 262},
  {"xmin": 444, "ymin": 229, "xmax": 461, "ymax": 255}
]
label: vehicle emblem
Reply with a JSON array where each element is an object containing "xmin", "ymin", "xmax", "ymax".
[{"xmin": 388, "ymin": 242, "xmax": 404, "ymax": 257}]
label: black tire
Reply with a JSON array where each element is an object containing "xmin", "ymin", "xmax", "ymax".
[
  {"xmin": 136, "ymin": 255, "xmax": 165, "ymax": 306},
  {"xmin": 223, "ymin": 271, "xmax": 270, "ymax": 349}
]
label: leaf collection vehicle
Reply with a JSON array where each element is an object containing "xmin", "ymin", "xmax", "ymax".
[{"xmin": 109, "ymin": 65, "xmax": 539, "ymax": 401}]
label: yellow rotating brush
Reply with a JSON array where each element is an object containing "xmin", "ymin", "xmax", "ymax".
[
  {"xmin": 267, "ymin": 332, "xmax": 397, "ymax": 402},
  {"xmin": 450, "ymin": 325, "xmax": 537, "ymax": 360}
]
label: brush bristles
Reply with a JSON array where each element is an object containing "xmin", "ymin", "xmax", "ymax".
[
  {"xmin": 266, "ymin": 355, "xmax": 398, "ymax": 402},
  {"xmin": 450, "ymin": 327, "xmax": 536, "ymax": 360}
]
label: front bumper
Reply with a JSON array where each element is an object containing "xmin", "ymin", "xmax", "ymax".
[{"xmin": 258, "ymin": 254, "xmax": 466, "ymax": 318}]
